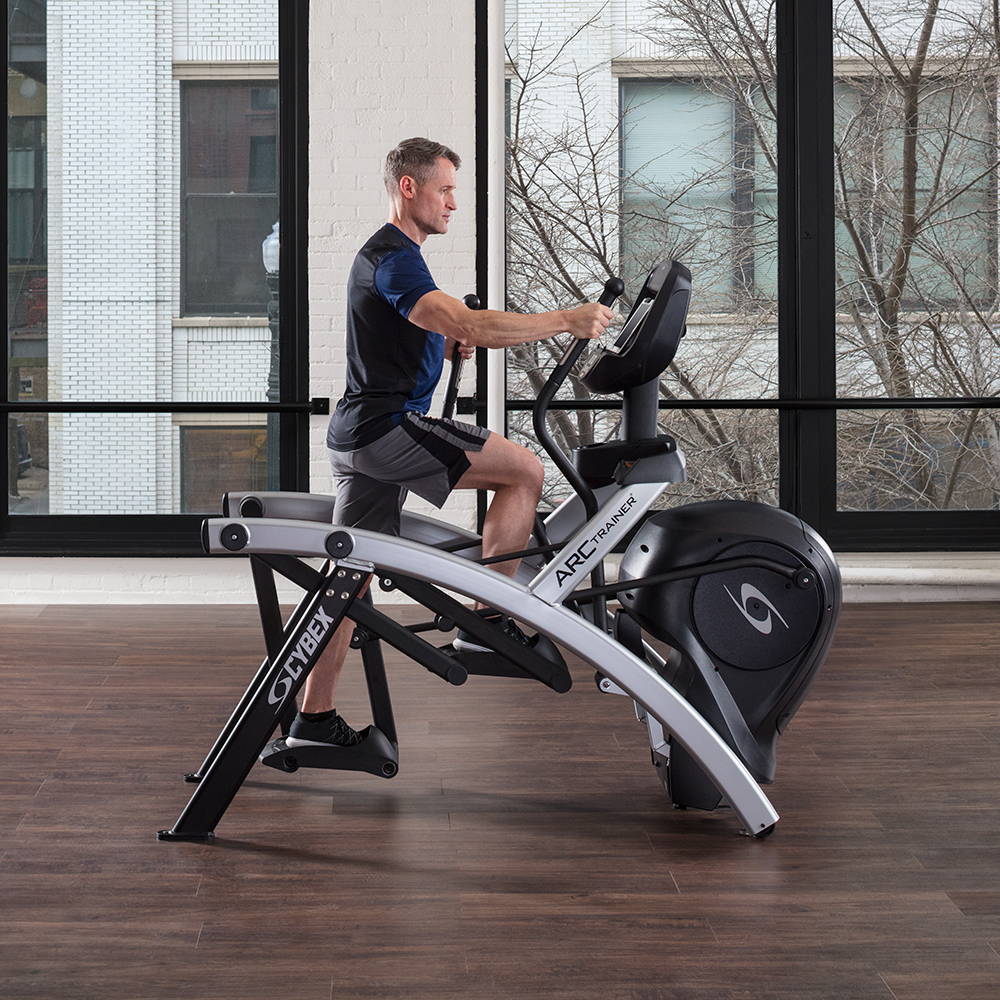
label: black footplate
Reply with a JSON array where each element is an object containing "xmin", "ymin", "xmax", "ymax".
[
  {"xmin": 387, "ymin": 574, "xmax": 572, "ymax": 693},
  {"xmin": 259, "ymin": 725, "xmax": 399, "ymax": 778}
]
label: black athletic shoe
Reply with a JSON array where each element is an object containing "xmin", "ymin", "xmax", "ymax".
[
  {"xmin": 453, "ymin": 613, "xmax": 533, "ymax": 654},
  {"xmin": 286, "ymin": 711, "xmax": 364, "ymax": 748}
]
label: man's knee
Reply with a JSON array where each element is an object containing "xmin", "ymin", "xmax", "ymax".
[
  {"xmin": 495, "ymin": 439, "xmax": 543, "ymax": 494},
  {"xmin": 522, "ymin": 452, "xmax": 544, "ymax": 499},
  {"xmin": 496, "ymin": 447, "xmax": 543, "ymax": 502},
  {"xmin": 464, "ymin": 436, "xmax": 543, "ymax": 495}
]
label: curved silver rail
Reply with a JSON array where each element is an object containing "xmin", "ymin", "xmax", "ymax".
[{"xmin": 205, "ymin": 517, "xmax": 779, "ymax": 836}]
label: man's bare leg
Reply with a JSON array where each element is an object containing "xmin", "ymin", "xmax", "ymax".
[
  {"xmin": 454, "ymin": 433, "xmax": 544, "ymax": 585},
  {"xmin": 296, "ymin": 576, "xmax": 371, "ymax": 715},
  {"xmin": 300, "ymin": 433, "xmax": 542, "ymax": 714}
]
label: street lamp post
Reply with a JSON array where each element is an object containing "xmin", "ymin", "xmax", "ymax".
[{"xmin": 262, "ymin": 221, "xmax": 280, "ymax": 491}]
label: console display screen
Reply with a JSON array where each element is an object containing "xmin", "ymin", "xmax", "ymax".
[{"xmin": 606, "ymin": 297, "xmax": 653, "ymax": 356}]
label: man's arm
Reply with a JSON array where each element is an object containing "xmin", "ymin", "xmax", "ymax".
[{"xmin": 409, "ymin": 290, "xmax": 612, "ymax": 349}]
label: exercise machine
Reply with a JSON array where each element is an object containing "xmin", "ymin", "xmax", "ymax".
[{"xmin": 158, "ymin": 262, "xmax": 840, "ymax": 843}]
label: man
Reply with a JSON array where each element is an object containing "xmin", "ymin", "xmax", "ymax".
[{"xmin": 286, "ymin": 137, "xmax": 613, "ymax": 749}]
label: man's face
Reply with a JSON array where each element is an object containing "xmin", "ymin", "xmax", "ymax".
[{"xmin": 405, "ymin": 157, "xmax": 458, "ymax": 236}]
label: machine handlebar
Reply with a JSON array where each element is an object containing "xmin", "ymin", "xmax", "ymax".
[
  {"xmin": 556, "ymin": 276, "xmax": 626, "ymax": 370},
  {"xmin": 441, "ymin": 293, "xmax": 482, "ymax": 420},
  {"xmin": 599, "ymin": 276, "xmax": 626, "ymax": 307},
  {"xmin": 536, "ymin": 276, "xmax": 625, "ymax": 522}
]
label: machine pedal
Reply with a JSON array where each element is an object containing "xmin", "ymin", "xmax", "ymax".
[
  {"xmin": 441, "ymin": 634, "xmax": 571, "ymax": 690},
  {"xmin": 259, "ymin": 725, "xmax": 399, "ymax": 778}
]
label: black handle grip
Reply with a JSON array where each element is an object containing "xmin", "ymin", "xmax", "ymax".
[
  {"xmin": 558, "ymin": 276, "xmax": 625, "ymax": 370},
  {"xmin": 442, "ymin": 293, "xmax": 481, "ymax": 420},
  {"xmin": 598, "ymin": 276, "xmax": 625, "ymax": 308},
  {"xmin": 533, "ymin": 275, "xmax": 626, "ymax": 542}
]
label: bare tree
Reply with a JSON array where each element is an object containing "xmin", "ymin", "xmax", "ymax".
[
  {"xmin": 505, "ymin": 15, "xmax": 780, "ymax": 508},
  {"xmin": 505, "ymin": 1, "xmax": 999, "ymax": 512}
]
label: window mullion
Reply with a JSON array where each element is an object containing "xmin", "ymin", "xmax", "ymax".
[{"xmin": 777, "ymin": 0, "xmax": 837, "ymax": 525}]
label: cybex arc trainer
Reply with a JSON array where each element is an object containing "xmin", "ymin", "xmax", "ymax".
[{"xmin": 158, "ymin": 262, "xmax": 840, "ymax": 843}]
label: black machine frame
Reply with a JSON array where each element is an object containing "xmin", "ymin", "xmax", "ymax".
[
  {"xmin": 160, "ymin": 522, "xmax": 814, "ymax": 842},
  {"xmin": 159, "ymin": 546, "xmax": 580, "ymax": 841}
]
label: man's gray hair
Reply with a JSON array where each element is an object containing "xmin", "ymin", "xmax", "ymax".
[{"xmin": 384, "ymin": 137, "xmax": 461, "ymax": 195}]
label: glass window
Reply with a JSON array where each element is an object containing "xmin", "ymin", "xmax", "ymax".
[
  {"xmin": 4, "ymin": 1, "xmax": 294, "ymax": 548},
  {"xmin": 838, "ymin": 408, "xmax": 1000, "ymax": 512},
  {"xmin": 833, "ymin": 3, "xmax": 1000, "ymax": 513},
  {"xmin": 499, "ymin": 1, "xmax": 999, "ymax": 543},
  {"xmin": 182, "ymin": 82, "xmax": 279, "ymax": 315},
  {"xmin": 7, "ymin": 412, "xmax": 273, "ymax": 516},
  {"xmin": 180, "ymin": 423, "xmax": 268, "ymax": 513},
  {"xmin": 621, "ymin": 79, "xmax": 738, "ymax": 309},
  {"xmin": 505, "ymin": 1, "xmax": 778, "ymax": 508}
]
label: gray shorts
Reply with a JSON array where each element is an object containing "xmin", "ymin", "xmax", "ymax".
[{"xmin": 329, "ymin": 412, "xmax": 491, "ymax": 535}]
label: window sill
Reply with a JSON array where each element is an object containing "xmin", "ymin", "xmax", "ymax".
[{"xmin": 173, "ymin": 317, "xmax": 269, "ymax": 328}]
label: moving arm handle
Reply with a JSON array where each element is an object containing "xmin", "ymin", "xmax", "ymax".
[
  {"xmin": 532, "ymin": 277, "xmax": 625, "ymax": 521},
  {"xmin": 441, "ymin": 293, "xmax": 481, "ymax": 420}
]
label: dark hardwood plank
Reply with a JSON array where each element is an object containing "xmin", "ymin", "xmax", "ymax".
[{"xmin": 0, "ymin": 601, "xmax": 998, "ymax": 999}]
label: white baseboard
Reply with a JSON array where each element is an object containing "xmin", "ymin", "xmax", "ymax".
[{"xmin": 837, "ymin": 552, "xmax": 1000, "ymax": 602}]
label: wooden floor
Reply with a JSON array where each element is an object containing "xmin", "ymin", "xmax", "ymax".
[{"xmin": 1, "ymin": 601, "xmax": 999, "ymax": 1000}]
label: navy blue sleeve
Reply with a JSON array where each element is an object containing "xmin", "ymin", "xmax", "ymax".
[{"xmin": 374, "ymin": 248, "xmax": 439, "ymax": 319}]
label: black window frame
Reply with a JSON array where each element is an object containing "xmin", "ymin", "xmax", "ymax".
[
  {"xmin": 1, "ymin": 0, "xmax": 312, "ymax": 556},
  {"xmin": 489, "ymin": 0, "xmax": 1000, "ymax": 552}
]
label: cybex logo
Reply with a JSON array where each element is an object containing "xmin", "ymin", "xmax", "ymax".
[
  {"xmin": 267, "ymin": 606, "xmax": 336, "ymax": 709},
  {"xmin": 723, "ymin": 583, "xmax": 788, "ymax": 636}
]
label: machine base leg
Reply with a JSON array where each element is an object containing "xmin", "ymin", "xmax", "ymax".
[{"xmin": 156, "ymin": 829, "xmax": 216, "ymax": 842}]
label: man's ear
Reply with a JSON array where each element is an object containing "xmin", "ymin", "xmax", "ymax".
[{"xmin": 399, "ymin": 175, "xmax": 417, "ymax": 201}]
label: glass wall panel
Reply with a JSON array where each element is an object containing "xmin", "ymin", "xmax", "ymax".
[
  {"xmin": 5, "ymin": 2, "xmax": 282, "ymax": 527},
  {"xmin": 620, "ymin": 80, "xmax": 735, "ymax": 308},
  {"xmin": 182, "ymin": 82, "xmax": 279, "ymax": 315},
  {"xmin": 7, "ymin": 412, "xmax": 270, "ymax": 516},
  {"xmin": 837, "ymin": 408, "xmax": 1000, "ymax": 511},
  {"xmin": 833, "ymin": 2, "xmax": 1000, "ymax": 511},
  {"xmin": 509, "ymin": 408, "xmax": 779, "ymax": 509},
  {"xmin": 505, "ymin": 0, "xmax": 778, "ymax": 508},
  {"xmin": 7, "ymin": 3, "xmax": 48, "ymax": 419},
  {"xmin": 6, "ymin": 6, "xmax": 279, "ymax": 397}
]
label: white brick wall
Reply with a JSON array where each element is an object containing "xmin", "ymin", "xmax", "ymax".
[
  {"xmin": 175, "ymin": 325, "xmax": 271, "ymax": 401},
  {"xmin": 47, "ymin": 1, "xmax": 176, "ymax": 514},
  {"xmin": 173, "ymin": 0, "xmax": 277, "ymax": 61}
]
